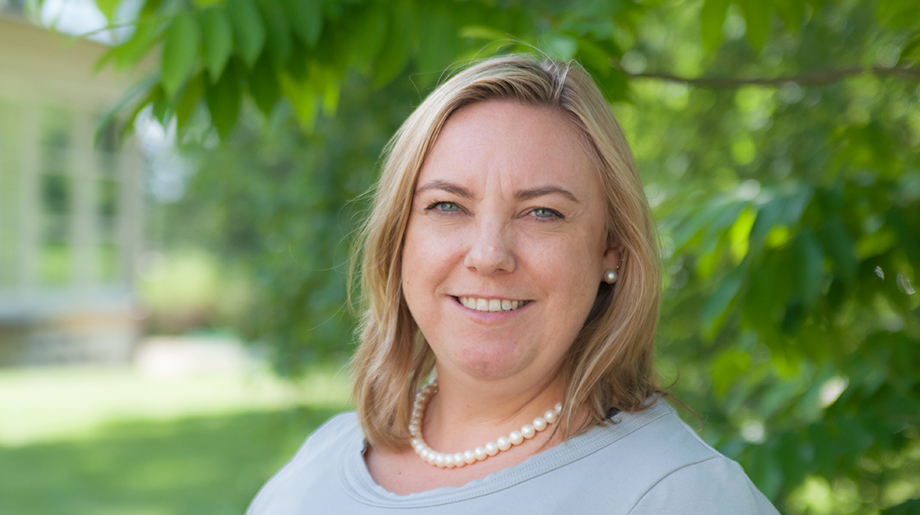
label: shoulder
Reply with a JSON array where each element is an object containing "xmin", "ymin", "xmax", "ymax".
[
  {"xmin": 289, "ymin": 411, "xmax": 360, "ymax": 461},
  {"xmin": 609, "ymin": 402, "xmax": 779, "ymax": 515},
  {"xmin": 246, "ymin": 412, "xmax": 361, "ymax": 515},
  {"xmin": 626, "ymin": 456, "xmax": 780, "ymax": 515}
]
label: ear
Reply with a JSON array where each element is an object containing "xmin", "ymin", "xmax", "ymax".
[{"xmin": 600, "ymin": 234, "xmax": 622, "ymax": 280}]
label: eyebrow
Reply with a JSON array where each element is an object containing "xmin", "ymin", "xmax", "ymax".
[
  {"xmin": 415, "ymin": 180, "xmax": 474, "ymax": 199},
  {"xmin": 515, "ymin": 186, "xmax": 579, "ymax": 203},
  {"xmin": 416, "ymin": 180, "xmax": 580, "ymax": 203}
]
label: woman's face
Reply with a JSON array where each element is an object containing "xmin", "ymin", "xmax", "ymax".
[{"xmin": 401, "ymin": 100, "xmax": 618, "ymax": 387}]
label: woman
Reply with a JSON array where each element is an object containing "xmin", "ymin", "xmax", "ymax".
[{"xmin": 248, "ymin": 55, "xmax": 779, "ymax": 513}]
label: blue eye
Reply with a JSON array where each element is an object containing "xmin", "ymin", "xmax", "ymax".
[
  {"xmin": 532, "ymin": 208, "xmax": 562, "ymax": 220},
  {"xmin": 427, "ymin": 201, "xmax": 460, "ymax": 213}
]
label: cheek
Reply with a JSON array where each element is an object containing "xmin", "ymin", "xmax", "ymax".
[
  {"xmin": 526, "ymin": 234, "xmax": 603, "ymax": 279},
  {"xmin": 401, "ymin": 221, "xmax": 463, "ymax": 303},
  {"xmin": 527, "ymin": 235, "xmax": 606, "ymax": 319}
]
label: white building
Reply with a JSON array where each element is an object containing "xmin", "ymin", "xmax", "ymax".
[{"xmin": 0, "ymin": 14, "xmax": 144, "ymax": 365}]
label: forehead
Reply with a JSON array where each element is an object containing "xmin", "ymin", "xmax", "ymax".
[{"xmin": 417, "ymin": 100, "xmax": 599, "ymax": 193}]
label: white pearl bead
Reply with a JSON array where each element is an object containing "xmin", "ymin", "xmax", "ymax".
[
  {"xmin": 409, "ymin": 379, "xmax": 561, "ymax": 468},
  {"xmin": 521, "ymin": 424, "xmax": 536, "ymax": 439}
]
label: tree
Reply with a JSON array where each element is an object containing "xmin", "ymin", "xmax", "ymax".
[{"xmin": 65, "ymin": 0, "xmax": 920, "ymax": 512}]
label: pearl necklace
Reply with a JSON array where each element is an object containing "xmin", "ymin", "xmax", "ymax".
[{"xmin": 409, "ymin": 380, "xmax": 563, "ymax": 468}]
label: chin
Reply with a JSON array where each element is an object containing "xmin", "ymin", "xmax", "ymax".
[{"xmin": 445, "ymin": 343, "xmax": 536, "ymax": 381}]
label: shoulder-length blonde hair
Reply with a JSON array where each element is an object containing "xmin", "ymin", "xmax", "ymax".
[{"xmin": 352, "ymin": 55, "xmax": 661, "ymax": 450}]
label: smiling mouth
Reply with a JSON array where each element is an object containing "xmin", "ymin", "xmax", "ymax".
[{"xmin": 456, "ymin": 297, "xmax": 530, "ymax": 312}]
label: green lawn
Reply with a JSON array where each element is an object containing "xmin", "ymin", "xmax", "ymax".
[{"xmin": 0, "ymin": 366, "xmax": 351, "ymax": 515}]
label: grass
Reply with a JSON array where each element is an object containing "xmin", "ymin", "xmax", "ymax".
[{"xmin": 0, "ymin": 365, "xmax": 351, "ymax": 515}]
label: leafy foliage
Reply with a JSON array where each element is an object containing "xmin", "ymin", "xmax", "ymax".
[
  {"xmin": 71, "ymin": 0, "xmax": 920, "ymax": 512},
  {"xmin": 98, "ymin": 0, "xmax": 642, "ymax": 135}
]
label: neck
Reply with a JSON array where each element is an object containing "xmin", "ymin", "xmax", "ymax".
[{"xmin": 420, "ymin": 366, "xmax": 566, "ymax": 453}]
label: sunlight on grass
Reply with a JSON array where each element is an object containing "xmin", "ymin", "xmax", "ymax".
[
  {"xmin": 0, "ymin": 364, "xmax": 351, "ymax": 515},
  {"xmin": 0, "ymin": 364, "xmax": 351, "ymax": 446}
]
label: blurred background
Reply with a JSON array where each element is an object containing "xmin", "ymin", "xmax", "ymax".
[{"xmin": 0, "ymin": 0, "xmax": 918, "ymax": 513}]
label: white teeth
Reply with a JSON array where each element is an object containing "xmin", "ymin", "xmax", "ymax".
[{"xmin": 459, "ymin": 297, "xmax": 526, "ymax": 312}]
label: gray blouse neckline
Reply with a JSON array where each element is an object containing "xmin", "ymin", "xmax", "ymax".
[{"xmin": 339, "ymin": 401, "xmax": 671, "ymax": 508}]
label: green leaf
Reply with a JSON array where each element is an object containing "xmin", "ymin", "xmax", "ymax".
[
  {"xmin": 711, "ymin": 348, "xmax": 752, "ymax": 396},
  {"xmin": 206, "ymin": 64, "xmax": 241, "ymax": 140},
  {"xmin": 671, "ymin": 198, "xmax": 737, "ymax": 252},
  {"xmin": 199, "ymin": 7, "xmax": 234, "ymax": 83},
  {"xmin": 746, "ymin": 442, "xmax": 783, "ymax": 499},
  {"xmin": 749, "ymin": 188, "xmax": 812, "ymax": 257},
  {"xmin": 887, "ymin": 206, "xmax": 920, "ymax": 268},
  {"xmin": 700, "ymin": 0, "xmax": 730, "ymax": 51},
  {"xmin": 321, "ymin": 73, "xmax": 340, "ymax": 116},
  {"xmin": 702, "ymin": 260, "xmax": 748, "ymax": 338},
  {"xmin": 228, "ymin": 0, "xmax": 266, "ymax": 67},
  {"xmin": 249, "ymin": 53, "xmax": 280, "ymax": 117},
  {"xmin": 95, "ymin": 74, "xmax": 158, "ymax": 146},
  {"xmin": 882, "ymin": 499, "xmax": 920, "ymax": 515},
  {"xmin": 819, "ymin": 216, "xmax": 858, "ymax": 284},
  {"xmin": 738, "ymin": 0, "xmax": 770, "ymax": 50},
  {"xmin": 417, "ymin": 2, "xmax": 453, "ymax": 83},
  {"xmin": 373, "ymin": 1, "xmax": 414, "ymax": 87},
  {"xmin": 776, "ymin": 432, "xmax": 807, "ymax": 489},
  {"xmin": 791, "ymin": 229, "xmax": 825, "ymax": 310},
  {"xmin": 575, "ymin": 37, "xmax": 613, "ymax": 78},
  {"xmin": 349, "ymin": 5, "xmax": 388, "ymax": 72},
  {"xmin": 257, "ymin": 0, "xmax": 292, "ymax": 67},
  {"xmin": 700, "ymin": 202, "xmax": 746, "ymax": 255},
  {"xmin": 151, "ymin": 84, "xmax": 169, "ymax": 125},
  {"xmin": 139, "ymin": 0, "xmax": 164, "ymax": 16},
  {"xmin": 161, "ymin": 12, "xmax": 200, "ymax": 101},
  {"xmin": 900, "ymin": 34, "xmax": 920, "ymax": 65},
  {"xmin": 459, "ymin": 25, "xmax": 508, "ymax": 41},
  {"xmin": 283, "ymin": 0, "xmax": 323, "ymax": 47},
  {"xmin": 96, "ymin": 0, "xmax": 121, "ymax": 21},
  {"xmin": 773, "ymin": 0, "xmax": 805, "ymax": 29},
  {"xmin": 280, "ymin": 72, "xmax": 318, "ymax": 131},
  {"xmin": 876, "ymin": 0, "xmax": 920, "ymax": 28},
  {"xmin": 176, "ymin": 72, "xmax": 205, "ymax": 131},
  {"xmin": 99, "ymin": 17, "xmax": 162, "ymax": 72},
  {"xmin": 542, "ymin": 32, "xmax": 579, "ymax": 60}
]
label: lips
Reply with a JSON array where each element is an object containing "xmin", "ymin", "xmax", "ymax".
[{"xmin": 457, "ymin": 297, "xmax": 529, "ymax": 312}]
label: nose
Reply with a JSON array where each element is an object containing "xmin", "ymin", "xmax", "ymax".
[{"xmin": 463, "ymin": 218, "xmax": 516, "ymax": 275}]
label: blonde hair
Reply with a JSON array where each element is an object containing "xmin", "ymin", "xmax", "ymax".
[{"xmin": 352, "ymin": 55, "xmax": 662, "ymax": 449}]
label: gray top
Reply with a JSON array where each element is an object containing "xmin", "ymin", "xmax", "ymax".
[{"xmin": 247, "ymin": 401, "xmax": 780, "ymax": 514}]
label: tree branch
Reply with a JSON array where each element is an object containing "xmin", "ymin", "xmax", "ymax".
[{"xmin": 617, "ymin": 65, "xmax": 920, "ymax": 88}]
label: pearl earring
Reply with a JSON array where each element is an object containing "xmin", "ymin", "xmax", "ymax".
[{"xmin": 604, "ymin": 270, "xmax": 618, "ymax": 284}]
